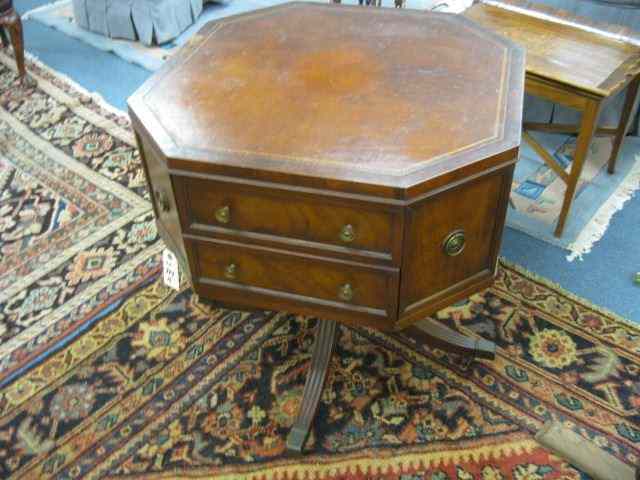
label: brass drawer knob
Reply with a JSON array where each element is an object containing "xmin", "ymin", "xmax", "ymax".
[
  {"xmin": 339, "ymin": 224, "xmax": 355, "ymax": 243},
  {"xmin": 215, "ymin": 205, "xmax": 230, "ymax": 224},
  {"xmin": 224, "ymin": 263, "xmax": 237, "ymax": 280},
  {"xmin": 443, "ymin": 229, "xmax": 466, "ymax": 257},
  {"xmin": 338, "ymin": 283, "xmax": 354, "ymax": 302},
  {"xmin": 154, "ymin": 189, "xmax": 170, "ymax": 213}
]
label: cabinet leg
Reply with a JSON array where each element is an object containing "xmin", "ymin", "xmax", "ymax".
[
  {"xmin": 403, "ymin": 317, "xmax": 496, "ymax": 360},
  {"xmin": 286, "ymin": 318, "xmax": 337, "ymax": 453}
]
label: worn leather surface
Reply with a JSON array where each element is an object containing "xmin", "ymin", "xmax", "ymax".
[{"xmin": 138, "ymin": 3, "xmax": 523, "ymax": 187}]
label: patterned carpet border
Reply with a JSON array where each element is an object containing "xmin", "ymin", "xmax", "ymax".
[
  {"xmin": 501, "ymin": 258, "xmax": 640, "ymax": 331},
  {"xmin": 0, "ymin": 50, "xmax": 160, "ymax": 385}
]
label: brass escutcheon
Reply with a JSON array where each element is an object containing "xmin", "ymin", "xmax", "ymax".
[
  {"xmin": 338, "ymin": 283, "xmax": 354, "ymax": 302},
  {"xmin": 443, "ymin": 229, "xmax": 465, "ymax": 257},
  {"xmin": 340, "ymin": 224, "xmax": 355, "ymax": 243},
  {"xmin": 215, "ymin": 205, "xmax": 230, "ymax": 224},
  {"xmin": 224, "ymin": 263, "xmax": 237, "ymax": 280}
]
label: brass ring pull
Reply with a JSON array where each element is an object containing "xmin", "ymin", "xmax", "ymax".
[
  {"xmin": 443, "ymin": 229, "xmax": 465, "ymax": 257},
  {"xmin": 215, "ymin": 205, "xmax": 230, "ymax": 224},
  {"xmin": 154, "ymin": 189, "xmax": 170, "ymax": 212},
  {"xmin": 224, "ymin": 263, "xmax": 237, "ymax": 280},
  {"xmin": 339, "ymin": 224, "xmax": 355, "ymax": 243},
  {"xmin": 338, "ymin": 283, "xmax": 354, "ymax": 302}
]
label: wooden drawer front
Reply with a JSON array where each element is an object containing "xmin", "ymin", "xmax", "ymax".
[
  {"xmin": 180, "ymin": 178, "xmax": 395, "ymax": 258},
  {"xmin": 400, "ymin": 170, "xmax": 508, "ymax": 312},
  {"xmin": 193, "ymin": 239, "xmax": 397, "ymax": 316}
]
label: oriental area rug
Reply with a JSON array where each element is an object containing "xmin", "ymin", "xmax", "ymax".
[
  {"xmin": 2, "ymin": 53, "xmax": 640, "ymax": 480},
  {"xmin": 0, "ymin": 52, "xmax": 159, "ymax": 398}
]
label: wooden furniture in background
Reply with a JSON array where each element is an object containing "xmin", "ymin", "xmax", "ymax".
[
  {"xmin": 331, "ymin": 0, "xmax": 405, "ymax": 6},
  {"xmin": 0, "ymin": 0, "xmax": 27, "ymax": 81},
  {"xmin": 129, "ymin": 2, "xmax": 524, "ymax": 453},
  {"xmin": 466, "ymin": 0, "xmax": 640, "ymax": 237}
]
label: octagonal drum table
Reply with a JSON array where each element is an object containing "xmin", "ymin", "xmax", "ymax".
[{"xmin": 128, "ymin": 2, "xmax": 525, "ymax": 453}]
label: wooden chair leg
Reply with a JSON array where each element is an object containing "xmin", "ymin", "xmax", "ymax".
[
  {"xmin": 554, "ymin": 99, "xmax": 601, "ymax": 237},
  {"xmin": 0, "ymin": 8, "xmax": 33, "ymax": 83},
  {"xmin": 286, "ymin": 319, "xmax": 337, "ymax": 453},
  {"xmin": 608, "ymin": 75, "xmax": 640, "ymax": 174},
  {"xmin": 6, "ymin": 9, "xmax": 26, "ymax": 79}
]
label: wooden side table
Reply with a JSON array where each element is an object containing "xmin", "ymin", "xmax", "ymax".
[
  {"xmin": 0, "ymin": 0, "xmax": 27, "ymax": 81},
  {"xmin": 466, "ymin": 0, "xmax": 640, "ymax": 237},
  {"xmin": 129, "ymin": 2, "xmax": 525, "ymax": 453}
]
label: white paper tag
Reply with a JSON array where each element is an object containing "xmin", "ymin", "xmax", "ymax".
[{"xmin": 163, "ymin": 248, "xmax": 180, "ymax": 291}]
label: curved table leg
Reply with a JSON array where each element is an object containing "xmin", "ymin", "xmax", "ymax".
[
  {"xmin": 286, "ymin": 318, "xmax": 337, "ymax": 453},
  {"xmin": 403, "ymin": 317, "xmax": 495, "ymax": 360}
]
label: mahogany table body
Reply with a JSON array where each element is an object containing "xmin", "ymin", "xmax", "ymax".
[
  {"xmin": 129, "ymin": 2, "xmax": 525, "ymax": 452},
  {"xmin": 466, "ymin": 0, "xmax": 640, "ymax": 237}
]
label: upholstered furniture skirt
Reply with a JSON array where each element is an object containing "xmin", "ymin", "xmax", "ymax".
[{"xmin": 72, "ymin": 0, "xmax": 204, "ymax": 45}]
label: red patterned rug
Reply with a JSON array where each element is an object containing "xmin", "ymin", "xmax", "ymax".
[
  {"xmin": 6, "ymin": 258, "xmax": 637, "ymax": 479},
  {"xmin": 1, "ymin": 52, "xmax": 639, "ymax": 480}
]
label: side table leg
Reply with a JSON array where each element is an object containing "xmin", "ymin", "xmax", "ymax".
[
  {"xmin": 403, "ymin": 317, "xmax": 496, "ymax": 360},
  {"xmin": 608, "ymin": 75, "xmax": 640, "ymax": 174},
  {"xmin": 286, "ymin": 318, "xmax": 337, "ymax": 453},
  {"xmin": 554, "ymin": 99, "xmax": 601, "ymax": 237}
]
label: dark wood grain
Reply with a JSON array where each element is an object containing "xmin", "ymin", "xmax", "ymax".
[
  {"xmin": 192, "ymin": 236, "xmax": 398, "ymax": 317},
  {"xmin": 400, "ymin": 170, "xmax": 504, "ymax": 313},
  {"xmin": 286, "ymin": 318, "xmax": 337, "ymax": 453},
  {"xmin": 178, "ymin": 176, "xmax": 399, "ymax": 262}
]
